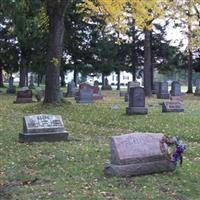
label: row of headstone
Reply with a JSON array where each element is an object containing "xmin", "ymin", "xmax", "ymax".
[
  {"xmin": 125, "ymin": 85, "xmax": 184, "ymax": 114},
  {"xmin": 19, "ymin": 114, "xmax": 178, "ymax": 177}
]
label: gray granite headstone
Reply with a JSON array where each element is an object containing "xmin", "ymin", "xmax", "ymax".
[
  {"xmin": 104, "ymin": 132, "xmax": 176, "ymax": 177},
  {"xmin": 171, "ymin": 81, "xmax": 181, "ymax": 96},
  {"xmin": 157, "ymin": 82, "xmax": 169, "ymax": 99},
  {"xmin": 194, "ymin": 79, "xmax": 200, "ymax": 96},
  {"xmin": 76, "ymin": 88, "xmax": 93, "ymax": 103},
  {"xmin": 19, "ymin": 114, "xmax": 69, "ymax": 142},
  {"xmin": 124, "ymin": 81, "xmax": 140, "ymax": 102},
  {"xmin": 162, "ymin": 101, "xmax": 184, "ymax": 112},
  {"xmin": 66, "ymin": 81, "xmax": 76, "ymax": 97},
  {"xmin": 152, "ymin": 82, "xmax": 160, "ymax": 94},
  {"xmin": 6, "ymin": 76, "xmax": 16, "ymax": 94},
  {"xmin": 126, "ymin": 87, "xmax": 148, "ymax": 115}
]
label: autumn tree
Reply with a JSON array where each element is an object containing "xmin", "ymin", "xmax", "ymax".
[{"xmin": 81, "ymin": 0, "xmax": 169, "ymax": 96}]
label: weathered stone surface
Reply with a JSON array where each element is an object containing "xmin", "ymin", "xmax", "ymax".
[
  {"xmin": 124, "ymin": 81, "xmax": 140, "ymax": 102},
  {"xmin": 19, "ymin": 114, "xmax": 68, "ymax": 142},
  {"xmin": 104, "ymin": 160, "xmax": 176, "ymax": 177},
  {"xmin": 171, "ymin": 81, "xmax": 181, "ymax": 96},
  {"xmin": 14, "ymin": 89, "xmax": 33, "ymax": 103},
  {"xmin": 152, "ymin": 82, "xmax": 160, "ymax": 94},
  {"xmin": 126, "ymin": 87, "xmax": 148, "ymax": 115},
  {"xmin": 110, "ymin": 133, "xmax": 169, "ymax": 165},
  {"xmin": 66, "ymin": 81, "xmax": 77, "ymax": 97},
  {"xmin": 76, "ymin": 88, "xmax": 94, "ymax": 103},
  {"xmin": 162, "ymin": 101, "xmax": 184, "ymax": 112},
  {"xmin": 157, "ymin": 82, "xmax": 169, "ymax": 99},
  {"xmin": 126, "ymin": 107, "xmax": 148, "ymax": 115},
  {"xmin": 104, "ymin": 132, "xmax": 175, "ymax": 177},
  {"xmin": 78, "ymin": 82, "xmax": 103, "ymax": 100}
]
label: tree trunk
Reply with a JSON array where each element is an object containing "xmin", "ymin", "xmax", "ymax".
[
  {"xmin": 131, "ymin": 23, "xmax": 137, "ymax": 81},
  {"xmin": 0, "ymin": 65, "xmax": 4, "ymax": 87},
  {"xmin": 19, "ymin": 58, "xmax": 27, "ymax": 87},
  {"xmin": 186, "ymin": 0, "xmax": 193, "ymax": 94},
  {"xmin": 150, "ymin": 31, "xmax": 154, "ymax": 91},
  {"xmin": 144, "ymin": 29, "xmax": 152, "ymax": 97},
  {"xmin": 117, "ymin": 71, "xmax": 120, "ymax": 90},
  {"xmin": 60, "ymin": 69, "xmax": 66, "ymax": 87},
  {"xmin": 44, "ymin": 0, "xmax": 69, "ymax": 103},
  {"xmin": 102, "ymin": 73, "xmax": 105, "ymax": 86},
  {"xmin": 187, "ymin": 50, "xmax": 193, "ymax": 93},
  {"xmin": 73, "ymin": 66, "xmax": 78, "ymax": 87}
]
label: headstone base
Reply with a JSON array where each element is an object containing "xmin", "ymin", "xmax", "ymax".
[
  {"xmin": 126, "ymin": 107, "xmax": 148, "ymax": 115},
  {"xmin": 19, "ymin": 132, "xmax": 69, "ymax": 143},
  {"xmin": 104, "ymin": 160, "xmax": 176, "ymax": 177},
  {"xmin": 14, "ymin": 98, "xmax": 33, "ymax": 103},
  {"xmin": 157, "ymin": 93, "xmax": 169, "ymax": 99}
]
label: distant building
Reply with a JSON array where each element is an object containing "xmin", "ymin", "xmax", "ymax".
[{"xmin": 64, "ymin": 70, "xmax": 142, "ymax": 86}]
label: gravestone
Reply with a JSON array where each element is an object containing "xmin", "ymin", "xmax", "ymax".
[
  {"xmin": 126, "ymin": 87, "xmax": 148, "ymax": 115},
  {"xmin": 29, "ymin": 74, "xmax": 35, "ymax": 89},
  {"xmin": 162, "ymin": 101, "xmax": 184, "ymax": 112},
  {"xmin": 76, "ymin": 86, "xmax": 93, "ymax": 103},
  {"xmin": 66, "ymin": 81, "xmax": 76, "ymax": 97},
  {"xmin": 14, "ymin": 88, "xmax": 33, "ymax": 103},
  {"xmin": 6, "ymin": 76, "xmax": 16, "ymax": 94},
  {"xmin": 152, "ymin": 82, "xmax": 161, "ymax": 94},
  {"xmin": 77, "ymin": 82, "xmax": 103, "ymax": 101},
  {"xmin": 171, "ymin": 81, "xmax": 181, "ymax": 96},
  {"xmin": 157, "ymin": 82, "xmax": 169, "ymax": 99},
  {"xmin": 124, "ymin": 81, "xmax": 140, "ymax": 102},
  {"xmin": 194, "ymin": 79, "xmax": 200, "ymax": 96},
  {"xmin": 19, "ymin": 114, "xmax": 69, "ymax": 142},
  {"xmin": 93, "ymin": 81, "xmax": 103, "ymax": 100},
  {"xmin": 102, "ymin": 78, "xmax": 112, "ymax": 90},
  {"xmin": 104, "ymin": 132, "xmax": 176, "ymax": 177}
]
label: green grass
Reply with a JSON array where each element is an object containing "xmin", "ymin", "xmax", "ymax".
[{"xmin": 0, "ymin": 90, "xmax": 200, "ymax": 200}]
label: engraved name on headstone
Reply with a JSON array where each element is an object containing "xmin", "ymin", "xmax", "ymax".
[
  {"xmin": 162, "ymin": 101, "xmax": 184, "ymax": 112},
  {"xmin": 104, "ymin": 132, "xmax": 176, "ymax": 177}
]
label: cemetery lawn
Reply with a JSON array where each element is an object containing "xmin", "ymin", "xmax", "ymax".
[{"xmin": 0, "ymin": 90, "xmax": 200, "ymax": 200}]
